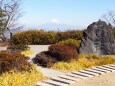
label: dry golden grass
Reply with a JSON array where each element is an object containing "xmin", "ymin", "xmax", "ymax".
[
  {"xmin": 0, "ymin": 66, "xmax": 43, "ymax": 86},
  {"xmin": 51, "ymin": 54, "xmax": 115, "ymax": 72},
  {"xmin": 21, "ymin": 50, "xmax": 34, "ymax": 56}
]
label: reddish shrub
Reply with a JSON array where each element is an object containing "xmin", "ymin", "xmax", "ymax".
[
  {"xmin": 0, "ymin": 51, "xmax": 31, "ymax": 74},
  {"xmin": 58, "ymin": 39, "xmax": 81, "ymax": 50},
  {"xmin": 33, "ymin": 51, "xmax": 57, "ymax": 67},
  {"xmin": 49, "ymin": 44, "xmax": 78, "ymax": 61}
]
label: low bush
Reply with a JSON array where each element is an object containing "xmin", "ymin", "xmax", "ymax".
[
  {"xmin": 0, "ymin": 66, "xmax": 43, "ymax": 86},
  {"xmin": 11, "ymin": 30, "xmax": 41, "ymax": 45},
  {"xmin": 49, "ymin": 44, "xmax": 78, "ymax": 61},
  {"xmin": 11, "ymin": 30, "xmax": 57, "ymax": 45},
  {"xmin": 33, "ymin": 51, "xmax": 57, "ymax": 67},
  {"xmin": 11, "ymin": 30, "xmax": 83, "ymax": 45},
  {"xmin": 7, "ymin": 44, "xmax": 29, "ymax": 51},
  {"xmin": 38, "ymin": 31, "xmax": 58, "ymax": 44},
  {"xmin": 58, "ymin": 39, "xmax": 81, "ymax": 50},
  {"xmin": 51, "ymin": 54, "xmax": 115, "ymax": 72},
  {"xmin": 56, "ymin": 30, "xmax": 83, "ymax": 41},
  {"xmin": 0, "ymin": 51, "xmax": 31, "ymax": 74}
]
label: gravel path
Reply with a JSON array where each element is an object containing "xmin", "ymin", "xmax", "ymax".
[
  {"xmin": 0, "ymin": 46, "xmax": 7, "ymax": 51},
  {"xmin": 28, "ymin": 45, "xmax": 50, "ymax": 61},
  {"xmin": 70, "ymin": 72, "xmax": 115, "ymax": 86},
  {"xmin": 28, "ymin": 45, "xmax": 65, "ymax": 78}
]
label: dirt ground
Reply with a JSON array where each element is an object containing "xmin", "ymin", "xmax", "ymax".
[{"xmin": 70, "ymin": 72, "xmax": 115, "ymax": 86}]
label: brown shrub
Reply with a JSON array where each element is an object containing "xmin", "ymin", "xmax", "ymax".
[
  {"xmin": 49, "ymin": 44, "xmax": 78, "ymax": 61},
  {"xmin": 33, "ymin": 51, "xmax": 57, "ymax": 67},
  {"xmin": 58, "ymin": 39, "xmax": 81, "ymax": 50},
  {"xmin": 0, "ymin": 51, "xmax": 31, "ymax": 74}
]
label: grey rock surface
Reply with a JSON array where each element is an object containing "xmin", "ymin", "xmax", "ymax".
[{"xmin": 79, "ymin": 20, "xmax": 115, "ymax": 55}]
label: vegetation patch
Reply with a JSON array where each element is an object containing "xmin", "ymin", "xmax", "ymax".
[
  {"xmin": 0, "ymin": 51, "xmax": 31, "ymax": 74},
  {"xmin": 21, "ymin": 50, "xmax": 34, "ymax": 56},
  {"xmin": 0, "ymin": 51, "xmax": 44, "ymax": 86},
  {"xmin": 11, "ymin": 30, "xmax": 83, "ymax": 45},
  {"xmin": 34, "ymin": 51, "xmax": 57, "ymax": 67},
  {"xmin": 33, "ymin": 44, "xmax": 78, "ymax": 67},
  {"xmin": 58, "ymin": 39, "xmax": 81, "ymax": 50},
  {"xmin": 7, "ymin": 44, "xmax": 29, "ymax": 51},
  {"xmin": 49, "ymin": 44, "xmax": 78, "ymax": 61},
  {"xmin": 0, "ymin": 66, "xmax": 43, "ymax": 86},
  {"xmin": 51, "ymin": 54, "xmax": 115, "ymax": 72}
]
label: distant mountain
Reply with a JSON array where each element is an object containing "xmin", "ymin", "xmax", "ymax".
[
  {"xmin": 23, "ymin": 23, "xmax": 86, "ymax": 31},
  {"xmin": 38, "ymin": 23, "xmax": 76, "ymax": 31}
]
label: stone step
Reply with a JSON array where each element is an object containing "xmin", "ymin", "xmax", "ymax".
[
  {"xmin": 103, "ymin": 65, "xmax": 115, "ymax": 70},
  {"xmin": 91, "ymin": 67, "xmax": 111, "ymax": 73},
  {"xmin": 36, "ymin": 82, "xmax": 53, "ymax": 86},
  {"xmin": 85, "ymin": 69, "xmax": 105, "ymax": 75},
  {"xmin": 66, "ymin": 73, "xmax": 87, "ymax": 79},
  {"xmin": 36, "ymin": 64, "xmax": 115, "ymax": 86},
  {"xmin": 101, "ymin": 66, "xmax": 115, "ymax": 70},
  {"xmin": 108, "ymin": 64, "xmax": 115, "ymax": 67},
  {"xmin": 96, "ymin": 66, "xmax": 115, "ymax": 72},
  {"xmin": 44, "ymin": 80, "xmax": 68, "ymax": 86},
  {"xmin": 72, "ymin": 71, "xmax": 94, "ymax": 78},
  {"xmin": 59, "ymin": 75, "xmax": 79, "ymax": 81},
  {"xmin": 78, "ymin": 70, "xmax": 100, "ymax": 76},
  {"xmin": 51, "ymin": 77, "xmax": 75, "ymax": 84}
]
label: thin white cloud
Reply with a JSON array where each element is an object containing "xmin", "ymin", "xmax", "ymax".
[{"xmin": 50, "ymin": 19, "xmax": 60, "ymax": 24}]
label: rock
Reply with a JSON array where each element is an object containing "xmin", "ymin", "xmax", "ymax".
[{"xmin": 79, "ymin": 20, "xmax": 115, "ymax": 55}]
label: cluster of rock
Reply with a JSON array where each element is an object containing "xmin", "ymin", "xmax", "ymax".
[{"xmin": 79, "ymin": 20, "xmax": 115, "ymax": 55}]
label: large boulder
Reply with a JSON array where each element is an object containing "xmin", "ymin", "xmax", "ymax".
[{"xmin": 79, "ymin": 20, "xmax": 115, "ymax": 55}]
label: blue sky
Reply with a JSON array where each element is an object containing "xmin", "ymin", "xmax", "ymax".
[{"xmin": 20, "ymin": 0, "xmax": 115, "ymax": 28}]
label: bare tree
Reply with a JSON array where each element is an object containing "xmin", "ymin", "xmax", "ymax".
[
  {"xmin": 102, "ymin": 11, "xmax": 115, "ymax": 26},
  {"xmin": 0, "ymin": 0, "xmax": 22, "ymax": 41}
]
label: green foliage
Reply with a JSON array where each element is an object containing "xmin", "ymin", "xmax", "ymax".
[
  {"xmin": 58, "ymin": 39, "xmax": 81, "ymax": 50},
  {"xmin": 0, "ymin": 51, "xmax": 31, "ymax": 74},
  {"xmin": 7, "ymin": 44, "xmax": 29, "ymax": 51},
  {"xmin": 49, "ymin": 44, "xmax": 78, "ymax": 61},
  {"xmin": 11, "ymin": 30, "xmax": 83, "ymax": 45}
]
